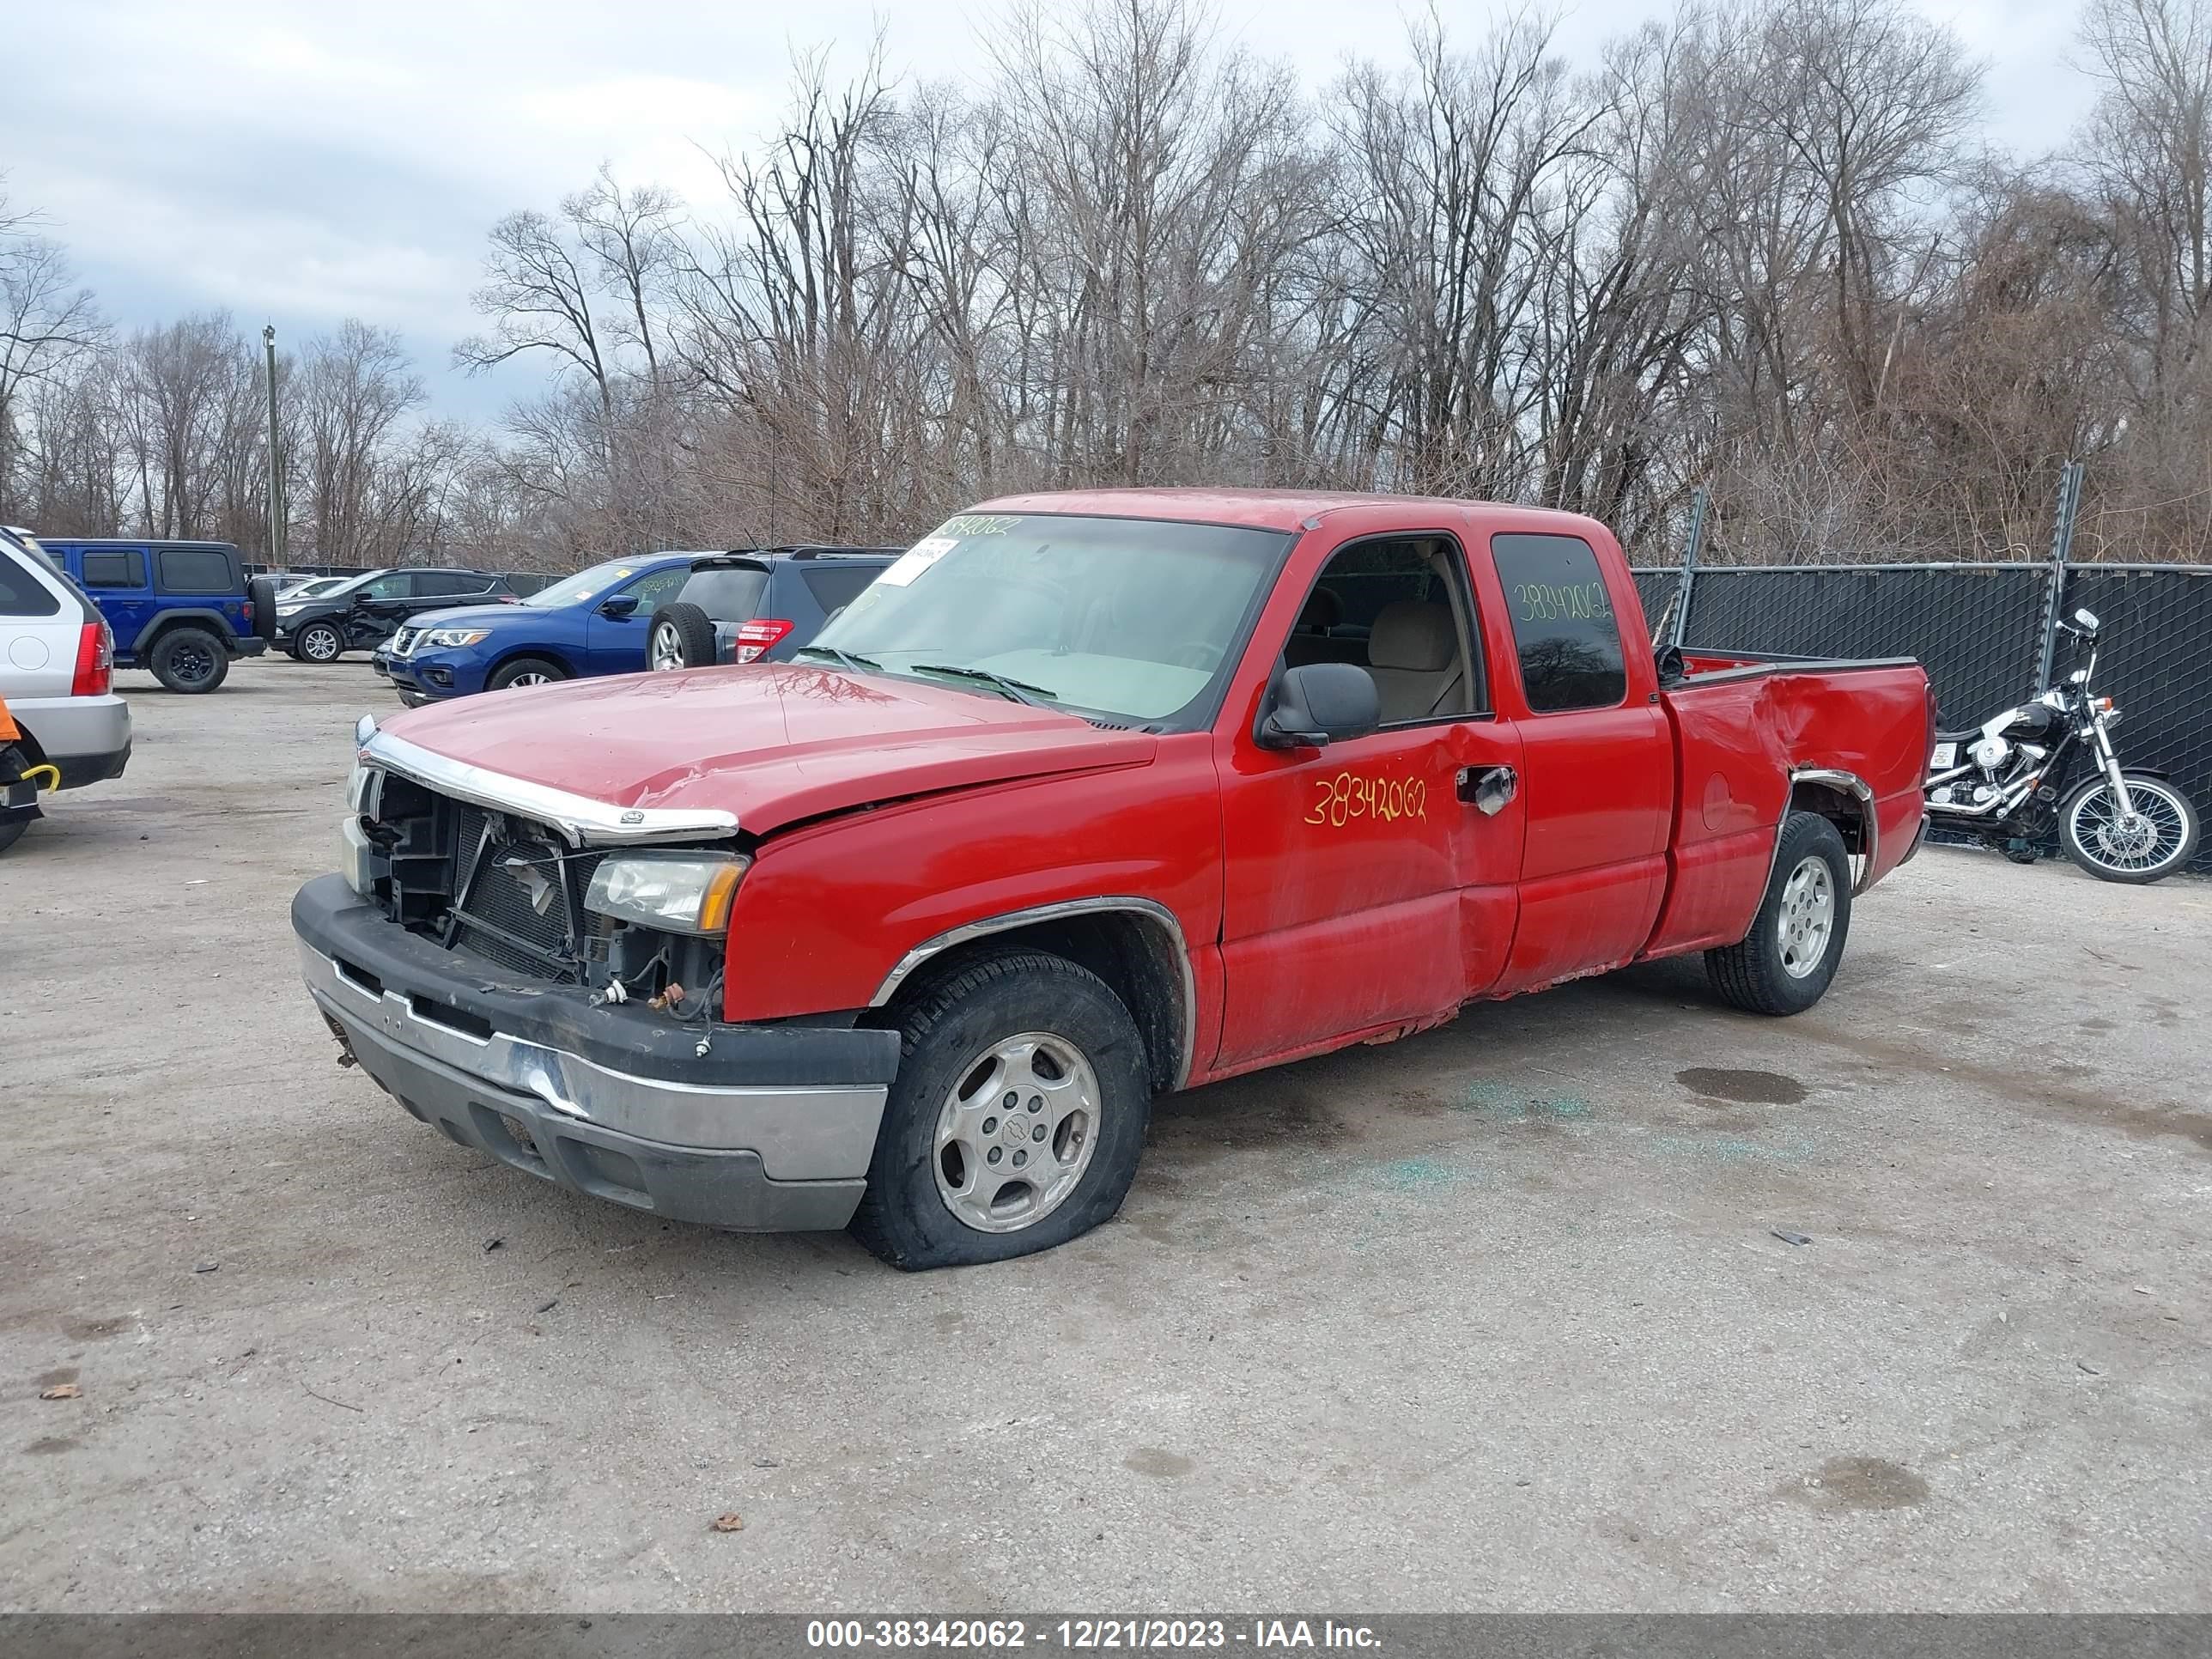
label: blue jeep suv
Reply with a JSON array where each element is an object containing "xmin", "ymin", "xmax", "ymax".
[
  {"xmin": 374, "ymin": 554, "xmax": 696, "ymax": 703},
  {"xmin": 37, "ymin": 538, "xmax": 276, "ymax": 693}
]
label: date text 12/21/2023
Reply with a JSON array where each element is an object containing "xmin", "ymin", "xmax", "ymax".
[{"xmin": 805, "ymin": 1619, "xmax": 1383, "ymax": 1650}]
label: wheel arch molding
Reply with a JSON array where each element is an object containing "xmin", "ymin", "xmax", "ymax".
[{"xmin": 871, "ymin": 897, "xmax": 1196, "ymax": 1094}]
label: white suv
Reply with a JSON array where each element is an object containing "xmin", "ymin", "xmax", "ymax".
[{"xmin": 2, "ymin": 528, "xmax": 131, "ymax": 853}]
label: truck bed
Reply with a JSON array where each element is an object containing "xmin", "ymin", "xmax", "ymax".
[{"xmin": 1641, "ymin": 651, "xmax": 1933, "ymax": 959}]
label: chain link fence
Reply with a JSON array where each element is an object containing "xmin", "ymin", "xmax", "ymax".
[{"xmin": 1632, "ymin": 559, "xmax": 2212, "ymax": 873}]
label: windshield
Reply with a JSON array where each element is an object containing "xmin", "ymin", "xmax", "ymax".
[
  {"xmin": 810, "ymin": 513, "xmax": 1291, "ymax": 728},
  {"xmin": 285, "ymin": 576, "xmax": 345, "ymax": 599},
  {"xmin": 523, "ymin": 558, "xmax": 646, "ymax": 609}
]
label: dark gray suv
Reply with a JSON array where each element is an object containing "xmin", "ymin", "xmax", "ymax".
[{"xmin": 647, "ymin": 546, "xmax": 900, "ymax": 671}]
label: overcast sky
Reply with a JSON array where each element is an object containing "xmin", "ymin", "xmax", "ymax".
[{"xmin": 9, "ymin": 0, "xmax": 2099, "ymax": 419}]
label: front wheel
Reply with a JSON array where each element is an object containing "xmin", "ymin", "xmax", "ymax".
[
  {"xmin": 1705, "ymin": 811, "xmax": 1853, "ymax": 1016},
  {"xmin": 849, "ymin": 951, "xmax": 1152, "ymax": 1270},
  {"xmin": 485, "ymin": 656, "xmax": 567, "ymax": 691},
  {"xmin": 2062, "ymin": 774, "xmax": 2199, "ymax": 884}
]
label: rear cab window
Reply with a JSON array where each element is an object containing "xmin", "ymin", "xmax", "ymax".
[{"xmin": 1490, "ymin": 533, "xmax": 1628, "ymax": 713}]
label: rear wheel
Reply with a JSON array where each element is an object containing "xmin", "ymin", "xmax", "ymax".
[
  {"xmin": 649, "ymin": 602, "xmax": 719, "ymax": 670},
  {"xmin": 849, "ymin": 951, "xmax": 1151, "ymax": 1270},
  {"xmin": 0, "ymin": 817, "xmax": 27, "ymax": 854},
  {"xmin": 293, "ymin": 621, "xmax": 344, "ymax": 663},
  {"xmin": 2062, "ymin": 774, "xmax": 2198, "ymax": 884},
  {"xmin": 1705, "ymin": 811, "xmax": 1853, "ymax": 1016},
  {"xmin": 486, "ymin": 655, "xmax": 565, "ymax": 691},
  {"xmin": 150, "ymin": 626, "xmax": 229, "ymax": 693}
]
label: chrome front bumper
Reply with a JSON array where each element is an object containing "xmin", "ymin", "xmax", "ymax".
[{"xmin": 293, "ymin": 878, "xmax": 898, "ymax": 1231}]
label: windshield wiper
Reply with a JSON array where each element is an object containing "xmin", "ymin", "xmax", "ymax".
[
  {"xmin": 793, "ymin": 645, "xmax": 884, "ymax": 674},
  {"xmin": 909, "ymin": 663, "xmax": 1058, "ymax": 706}
]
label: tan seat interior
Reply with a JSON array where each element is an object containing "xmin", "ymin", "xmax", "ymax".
[{"xmin": 1368, "ymin": 600, "xmax": 1465, "ymax": 722}]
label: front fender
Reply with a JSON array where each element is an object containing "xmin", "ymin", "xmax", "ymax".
[{"xmin": 719, "ymin": 741, "xmax": 1224, "ymax": 1033}]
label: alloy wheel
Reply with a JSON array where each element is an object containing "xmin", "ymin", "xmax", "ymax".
[
  {"xmin": 932, "ymin": 1031, "xmax": 1101, "ymax": 1233},
  {"xmin": 1776, "ymin": 854, "xmax": 1835, "ymax": 979}
]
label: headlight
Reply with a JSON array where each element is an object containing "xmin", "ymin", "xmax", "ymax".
[
  {"xmin": 418, "ymin": 628, "xmax": 491, "ymax": 648},
  {"xmin": 338, "ymin": 817, "xmax": 376, "ymax": 896},
  {"xmin": 276, "ymin": 605, "xmax": 303, "ymax": 617},
  {"xmin": 345, "ymin": 758, "xmax": 380, "ymax": 814},
  {"xmin": 585, "ymin": 851, "xmax": 750, "ymax": 936}
]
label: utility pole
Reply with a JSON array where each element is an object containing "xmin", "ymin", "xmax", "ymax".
[{"xmin": 263, "ymin": 324, "xmax": 287, "ymax": 568}]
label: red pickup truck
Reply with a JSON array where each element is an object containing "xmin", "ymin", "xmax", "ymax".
[{"xmin": 295, "ymin": 490, "xmax": 1931, "ymax": 1267}]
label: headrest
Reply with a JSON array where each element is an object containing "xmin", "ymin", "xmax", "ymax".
[
  {"xmin": 1297, "ymin": 587, "xmax": 1342, "ymax": 631},
  {"xmin": 1370, "ymin": 600, "xmax": 1455, "ymax": 672}
]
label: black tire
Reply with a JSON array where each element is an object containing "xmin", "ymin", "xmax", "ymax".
[
  {"xmin": 247, "ymin": 576, "xmax": 280, "ymax": 641},
  {"xmin": 0, "ymin": 817, "xmax": 28, "ymax": 855},
  {"xmin": 648, "ymin": 603, "xmax": 719, "ymax": 670},
  {"xmin": 149, "ymin": 626, "xmax": 229, "ymax": 693},
  {"xmin": 294, "ymin": 621, "xmax": 346, "ymax": 664},
  {"xmin": 486, "ymin": 655, "xmax": 567, "ymax": 691},
  {"xmin": 2060, "ymin": 773, "xmax": 2200, "ymax": 884},
  {"xmin": 849, "ymin": 951, "xmax": 1152, "ymax": 1270},
  {"xmin": 1705, "ymin": 811, "xmax": 1853, "ymax": 1016}
]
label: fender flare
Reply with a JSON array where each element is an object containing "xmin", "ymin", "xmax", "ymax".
[
  {"xmin": 868, "ymin": 896, "xmax": 1197, "ymax": 1091},
  {"xmin": 138, "ymin": 607, "xmax": 241, "ymax": 648},
  {"xmin": 1775, "ymin": 768, "xmax": 1879, "ymax": 895}
]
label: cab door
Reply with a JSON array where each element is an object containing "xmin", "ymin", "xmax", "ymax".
[
  {"xmin": 1479, "ymin": 529, "xmax": 1673, "ymax": 993},
  {"xmin": 1212, "ymin": 529, "xmax": 1526, "ymax": 1074}
]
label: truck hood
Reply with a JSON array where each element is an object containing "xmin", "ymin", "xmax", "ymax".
[{"xmin": 377, "ymin": 664, "xmax": 1158, "ymax": 837}]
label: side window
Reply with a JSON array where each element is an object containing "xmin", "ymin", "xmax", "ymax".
[
  {"xmin": 82, "ymin": 550, "xmax": 149, "ymax": 588},
  {"xmin": 361, "ymin": 573, "xmax": 410, "ymax": 599},
  {"xmin": 156, "ymin": 546, "xmax": 234, "ymax": 593},
  {"xmin": 800, "ymin": 564, "xmax": 879, "ymax": 613},
  {"xmin": 1297, "ymin": 536, "xmax": 1482, "ymax": 725},
  {"xmin": 0, "ymin": 552, "xmax": 63, "ymax": 617},
  {"xmin": 1490, "ymin": 533, "xmax": 1627, "ymax": 713},
  {"xmin": 412, "ymin": 572, "xmax": 465, "ymax": 597},
  {"xmin": 620, "ymin": 567, "xmax": 690, "ymax": 611}
]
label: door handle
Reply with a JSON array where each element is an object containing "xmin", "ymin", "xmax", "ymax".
[{"xmin": 1458, "ymin": 764, "xmax": 1517, "ymax": 816}]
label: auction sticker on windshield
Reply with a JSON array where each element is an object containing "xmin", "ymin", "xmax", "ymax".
[{"xmin": 878, "ymin": 537, "xmax": 958, "ymax": 587}]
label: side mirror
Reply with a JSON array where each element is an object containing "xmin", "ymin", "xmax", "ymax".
[
  {"xmin": 599, "ymin": 594, "xmax": 640, "ymax": 620},
  {"xmin": 2073, "ymin": 608, "xmax": 2100, "ymax": 633},
  {"xmin": 1256, "ymin": 662, "xmax": 1382, "ymax": 750}
]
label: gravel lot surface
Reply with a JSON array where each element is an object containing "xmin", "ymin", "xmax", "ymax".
[{"xmin": 4, "ymin": 657, "xmax": 2209, "ymax": 1612}]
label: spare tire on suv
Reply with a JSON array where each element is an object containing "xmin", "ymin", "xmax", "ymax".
[{"xmin": 648, "ymin": 602, "xmax": 718, "ymax": 671}]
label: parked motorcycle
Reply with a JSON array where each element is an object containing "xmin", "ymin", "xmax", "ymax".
[{"xmin": 1925, "ymin": 609, "xmax": 2199, "ymax": 884}]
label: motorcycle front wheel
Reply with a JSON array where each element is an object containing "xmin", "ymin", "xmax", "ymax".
[{"xmin": 2061, "ymin": 773, "xmax": 2200, "ymax": 884}]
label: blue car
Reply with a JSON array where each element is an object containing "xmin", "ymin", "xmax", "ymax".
[{"xmin": 374, "ymin": 554, "xmax": 694, "ymax": 704}]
